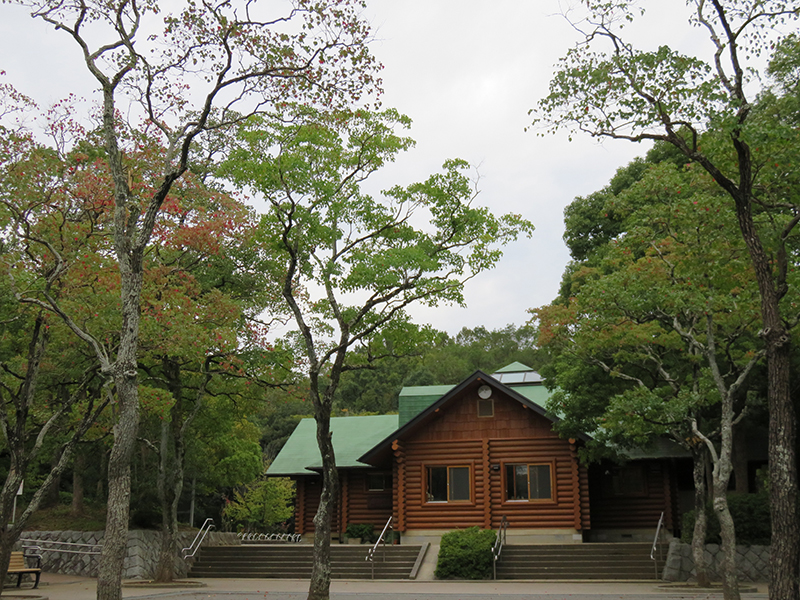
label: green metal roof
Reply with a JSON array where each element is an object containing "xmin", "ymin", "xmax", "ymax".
[
  {"xmin": 509, "ymin": 383, "xmax": 551, "ymax": 411},
  {"xmin": 267, "ymin": 414, "xmax": 399, "ymax": 476},
  {"xmin": 398, "ymin": 385, "xmax": 453, "ymax": 427}
]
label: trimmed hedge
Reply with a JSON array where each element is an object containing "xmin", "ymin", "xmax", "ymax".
[
  {"xmin": 434, "ymin": 527, "xmax": 496, "ymax": 580},
  {"xmin": 680, "ymin": 493, "xmax": 770, "ymax": 545}
]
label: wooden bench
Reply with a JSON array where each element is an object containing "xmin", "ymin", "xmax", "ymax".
[{"xmin": 8, "ymin": 551, "xmax": 41, "ymax": 589}]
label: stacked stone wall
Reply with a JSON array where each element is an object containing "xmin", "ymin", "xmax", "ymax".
[
  {"xmin": 662, "ymin": 538, "xmax": 770, "ymax": 582},
  {"xmin": 15, "ymin": 530, "xmax": 239, "ymax": 579}
]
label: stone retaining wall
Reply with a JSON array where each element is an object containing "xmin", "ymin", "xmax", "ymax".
[
  {"xmin": 662, "ymin": 538, "xmax": 770, "ymax": 582},
  {"xmin": 16, "ymin": 530, "xmax": 239, "ymax": 580}
]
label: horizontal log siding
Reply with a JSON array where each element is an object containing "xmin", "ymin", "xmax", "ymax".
[
  {"xmin": 297, "ymin": 476, "xmax": 340, "ymax": 534},
  {"xmin": 588, "ymin": 460, "xmax": 670, "ymax": 530},
  {"xmin": 400, "ymin": 387, "xmax": 586, "ymax": 531},
  {"xmin": 297, "ymin": 472, "xmax": 392, "ymax": 534},
  {"xmin": 403, "ymin": 439, "xmax": 485, "ymax": 529},
  {"xmin": 489, "ymin": 438, "xmax": 580, "ymax": 529},
  {"xmin": 344, "ymin": 471, "xmax": 393, "ymax": 529}
]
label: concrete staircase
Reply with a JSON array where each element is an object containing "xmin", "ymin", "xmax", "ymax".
[
  {"xmin": 188, "ymin": 543, "xmax": 424, "ymax": 579},
  {"xmin": 494, "ymin": 543, "xmax": 662, "ymax": 580}
]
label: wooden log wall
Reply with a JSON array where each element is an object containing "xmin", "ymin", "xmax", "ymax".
[
  {"xmin": 295, "ymin": 472, "xmax": 392, "ymax": 534},
  {"xmin": 588, "ymin": 459, "xmax": 672, "ymax": 530},
  {"xmin": 396, "ymin": 387, "xmax": 588, "ymax": 532},
  {"xmin": 340, "ymin": 471, "xmax": 393, "ymax": 530},
  {"xmin": 295, "ymin": 476, "xmax": 340, "ymax": 534},
  {"xmin": 486, "ymin": 438, "xmax": 580, "ymax": 529}
]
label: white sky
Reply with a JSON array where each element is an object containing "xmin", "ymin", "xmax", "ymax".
[{"xmin": 1, "ymin": 0, "xmax": 710, "ymax": 336}]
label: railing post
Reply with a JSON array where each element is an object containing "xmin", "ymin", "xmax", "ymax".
[
  {"xmin": 650, "ymin": 512, "xmax": 665, "ymax": 579},
  {"xmin": 366, "ymin": 516, "xmax": 393, "ymax": 579},
  {"xmin": 182, "ymin": 518, "xmax": 215, "ymax": 559},
  {"xmin": 492, "ymin": 515, "xmax": 508, "ymax": 580}
]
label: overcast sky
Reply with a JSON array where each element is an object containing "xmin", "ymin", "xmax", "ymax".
[{"xmin": 0, "ymin": 1, "xmax": 708, "ymax": 336}]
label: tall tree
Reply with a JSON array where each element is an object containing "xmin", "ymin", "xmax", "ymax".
[
  {"xmin": 534, "ymin": 161, "xmax": 767, "ymax": 597},
  {"xmin": 0, "ymin": 117, "xmax": 113, "ymax": 590},
  {"xmin": 534, "ymin": 3, "xmax": 800, "ymax": 596},
  {"xmin": 6, "ymin": 2, "xmax": 380, "ymax": 598},
  {"xmin": 134, "ymin": 167, "xmax": 290, "ymax": 582},
  {"xmin": 222, "ymin": 105, "xmax": 534, "ymax": 600}
]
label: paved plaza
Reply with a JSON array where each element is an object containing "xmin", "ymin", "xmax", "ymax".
[{"xmin": 4, "ymin": 572, "xmax": 769, "ymax": 600}]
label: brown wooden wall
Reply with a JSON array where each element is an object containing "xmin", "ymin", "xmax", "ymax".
[
  {"xmin": 295, "ymin": 471, "xmax": 392, "ymax": 535},
  {"xmin": 393, "ymin": 387, "xmax": 589, "ymax": 532},
  {"xmin": 295, "ymin": 385, "xmax": 674, "ymax": 536},
  {"xmin": 339, "ymin": 470, "xmax": 393, "ymax": 531},
  {"xmin": 587, "ymin": 459, "xmax": 674, "ymax": 530}
]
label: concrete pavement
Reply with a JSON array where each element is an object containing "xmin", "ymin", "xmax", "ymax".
[{"xmin": 5, "ymin": 571, "xmax": 769, "ymax": 600}]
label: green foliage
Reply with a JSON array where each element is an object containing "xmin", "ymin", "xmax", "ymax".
[
  {"xmin": 221, "ymin": 104, "xmax": 534, "ymax": 372},
  {"xmin": 222, "ymin": 478, "xmax": 294, "ymax": 533},
  {"xmin": 681, "ymin": 493, "xmax": 771, "ymax": 545},
  {"xmin": 535, "ymin": 157, "xmax": 763, "ymax": 461},
  {"xmin": 434, "ymin": 527, "xmax": 496, "ymax": 580},
  {"xmin": 410, "ymin": 324, "xmax": 541, "ymax": 385},
  {"xmin": 345, "ymin": 523, "xmax": 375, "ymax": 542}
]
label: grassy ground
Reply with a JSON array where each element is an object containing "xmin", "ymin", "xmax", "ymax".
[{"xmin": 22, "ymin": 505, "xmax": 106, "ymax": 531}]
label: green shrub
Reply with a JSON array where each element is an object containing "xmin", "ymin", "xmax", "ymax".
[
  {"xmin": 680, "ymin": 493, "xmax": 770, "ymax": 545},
  {"xmin": 222, "ymin": 478, "xmax": 294, "ymax": 533},
  {"xmin": 345, "ymin": 523, "xmax": 375, "ymax": 542},
  {"xmin": 434, "ymin": 527, "xmax": 496, "ymax": 580}
]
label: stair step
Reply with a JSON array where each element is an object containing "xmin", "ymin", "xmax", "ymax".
[
  {"xmin": 495, "ymin": 544, "xmax": 662, "ymax": 581},
  {"xmin": 189, "ymin": 544, "xmax": 422, "ymax": 580}
]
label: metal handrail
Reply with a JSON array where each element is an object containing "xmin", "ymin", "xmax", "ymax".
[
  {"xmin": 20, "ymin": 539, "xmax": 102, "ymax": 555},
  {"xmin": 182, "ymin": 518, "xmax": 214, "ymax": 559},
  {"xmin": 366, "ymin": 516, "xmax": 393, "ymax": 579},
  {"xmin": 492, "ymin": 515, "xmax": 508, "ymax": 580},
  {"xmin": 650, "ymin": 511, "xmax": 665, "ymax": 579}
]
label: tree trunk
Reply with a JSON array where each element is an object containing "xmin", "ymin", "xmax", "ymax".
[
  {"xmin": 766, "ymin": 338, "xmax": 799, "ymax": 600},
  {"xmin": 0, "ymin": 528, "xmax": 18, "ymax": 594},
  {"xmin": 96, "ymin": 447, "xmax": 107, "ymax": 501},
  {"xmin": 692, "ymin": 449, "xmax": 711, "ymax": 588},
  {"xmin": 307, "ymin": 413, "xmax": 338, "ymax": 600},
  {"xmin": 189, "ymin": 478, "xmax": 196, "ymax": 529},
  {"xmin": 154, "ymin": 418, "xmax": 182, "ymax": 582},
  {"xmin": 731, "ymin": 427, "xmax": 749, "ymax": 494},
  {"xmin": 96, "ymin": 373, "xmax": 140, "ymax": 600},
  {"xmin": 154, "ymin": 358, "xmax": 191, "ymax": 583},
  {"xmin": 71, "ymin": 451, "xmax": 85, "ymax": 517},
  {"xmin": 45, "ymin": 452, "xmax": 61, "ymax": 508},
  {"xmin": 714, "ymin": 488, "xmax": 739, "ymax": 600},
  {"xmin": 0, "ymin": 472, "xmax": 25, "ymax": 593},
  {"xmin": 730, "ymin": 190, "xmax": 799, "ymax": 600}
]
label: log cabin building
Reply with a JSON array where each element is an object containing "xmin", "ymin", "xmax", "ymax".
[{"xmin": 267, "ymin": 362, "xmax": 696, "ymax": 544}]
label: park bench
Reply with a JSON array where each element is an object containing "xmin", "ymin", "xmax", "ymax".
[{"xmin": 7, "ymin": 551, "xmax": 41, "ymax": 589}]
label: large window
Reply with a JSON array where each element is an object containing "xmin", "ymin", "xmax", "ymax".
[
  {"xmin": 426, "ymin": 466, "xmax": 471, "ymax": 502},
  {"xmin": 505, "ymin": 463, "xmax": 553, "ymax": 501}
]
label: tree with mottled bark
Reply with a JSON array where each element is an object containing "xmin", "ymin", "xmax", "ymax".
[
  {"xmin": 533, "ymin": 162, "xmax": 769, "ymax": 598},
  {"xmin": 533, "ymin": 3, "xmax": 800, "ymax": 597},
  {"xmin": 5, "ymin": 1, "xmax": 380, "ymax": 598},
  {"xmin": 222, "ymin": 105, "xmax": 534, "ymax": 600}
]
